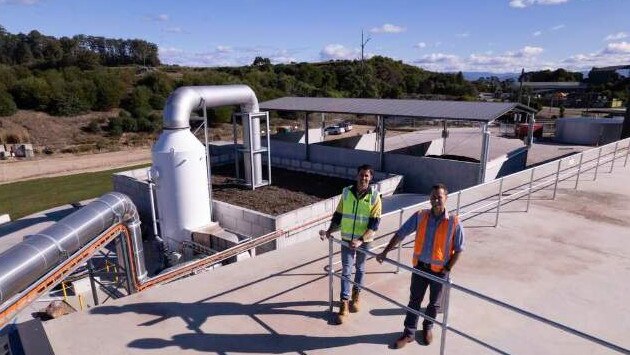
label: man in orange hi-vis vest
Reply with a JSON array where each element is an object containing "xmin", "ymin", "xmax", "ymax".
[{"xmin": 377, "ymin": 183, "xmax": 464, "ymax": 349}]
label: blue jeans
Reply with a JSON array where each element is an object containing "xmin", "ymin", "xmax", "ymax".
[
  {"xmin": 340, "ymin": 241, "xmax": 371, "ymax": 300},
  {"xmin": 404, "ymin": 263, "xmax": 447, "ymax": 334}
]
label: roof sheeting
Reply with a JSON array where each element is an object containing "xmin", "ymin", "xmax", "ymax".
[{"xmin": 259, "ymin": 97, "xmax": 536, "ymax": 122}]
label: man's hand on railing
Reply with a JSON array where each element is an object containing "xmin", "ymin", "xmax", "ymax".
[
  {"xmin": 319, "ymin": 229, "xmax": 331, "ymax": 240},
  {"xmin": 350, "ymin": 239, "xmax": 362, "ymax": 250},
  {"xmin": 376, "ymin": 251, "xmax": 387, "ymax": 264}
]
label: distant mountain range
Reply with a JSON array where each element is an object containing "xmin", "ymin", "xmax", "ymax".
[{"xmin": 461, "ymin": 72, "xmax": 520, "ymax": 81}]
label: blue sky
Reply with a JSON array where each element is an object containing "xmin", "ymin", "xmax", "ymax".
[{"xmin": 0, "ymin": 0, "xmax": 628, "ymax": 73}]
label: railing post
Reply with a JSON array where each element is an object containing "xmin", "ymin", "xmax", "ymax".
[
  {"xmin": 574, "ymin": 153, "xmax": 583, "ymax": 189},
  {"xmin": 625, "ymin": 140, "xmax": 630, "ymax": 167},
  {"xmin": 526, "ymin": 167, "xmax": 535, "ymax": 212},
  {"xmin": 396, "ymin": 208, "xmax": 404, "ymax": 274},
  {"xmin": 553, "ymin": 159, "xmax": 561, "ymax": 199},
  {"xmin": 495, "ymin": 178, "xmax": 503, "ymax": 227},
  {"xmin": 593, "ymin": 147, "xmax": 602, "ymax": 181},
  {"xmin": 609, "ymin": 142, "xmax": 618, "ymax": 173},
  {"xmin": 456, "ymin": 191, "xmax": 461, "ymax": 215},
  {"xmin": 328, "ymin": 236, "xmax": 334, "ymax": 313},
  {"xmin": 439, "ymin": 277, "xmax": 452, "ymax": 355}
]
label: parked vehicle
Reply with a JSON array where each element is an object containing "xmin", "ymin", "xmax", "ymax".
[
  {"xmin": 339, "ymin": 122, "xmax": 353, "ymax": 131},
  {"xmin": 324, "ymin": 125, "xmax": 345, "ymax": 135}
]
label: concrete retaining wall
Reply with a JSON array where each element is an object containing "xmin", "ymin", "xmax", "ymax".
[
  {"xmin": 270, "ymin": 139, "xmax": 484, "ymax": 193},
  {"xmin": 485, "ymin": 147, "xmax": 528, "ymax": 182},
  {"xmin": 384, "ymin": 153, "xmax": 479, "ymax": 193},
  {"xmin": 114, "ymin": 165, "xmax": 403, "ymax": 255}
]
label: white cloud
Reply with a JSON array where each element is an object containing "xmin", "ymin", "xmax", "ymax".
[
  {"xmin": 414, "ymin": 42, "xmax": 427, "ymax": 49},
  {"xmin": 370, "ymin": 24, "xmax": 406, "ymax": 34},
  {"xmin": 509, "ymin": 0, "xmax": 569, "ymax": 8},
  {"xmin": 152, "ymin": 14, "xmax": 169, "ymax": 21},
  {"xmin": 216, "ymin": 45, "xmax": 232, "ymax": 53},
  {"xmin": 164, "ymin": 27, "xmax": 184, "ymax": 34},
  {"xmin": 533, "ymin": 30, "xmax": 542, "ymax": 37},
  {"xmin": 604, "ymin": 32, "xmax": 628, "ymax": 41},
  {"xmin": 412, "ymin": 45, "xmax": 546, "ymax": 72},
  {"xmin": 551, "ymin": 24, "xmax": 565, "ymax": 31},
  {"xmin": 519, "ymin": 46, "xmax": 544, "ymax": 56},
  {"xmin": 456, "ymin": 32, "xmax": 470, "ymax": 38},
  {"xmin": 604, "ymin": 41, "xmax": 630, "ymax": 54},
  {"xmin": 159, "ymin": 45, "xmax": 301, "ymax": 67},
  {"xmin": 320, "ymin": 44, "xmax": 360, "ymax": 60}
]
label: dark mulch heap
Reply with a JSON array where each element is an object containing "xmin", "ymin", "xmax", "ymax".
[{"xmin": 210, "ymin": 164, "xmax": 352, "ymax": 215}]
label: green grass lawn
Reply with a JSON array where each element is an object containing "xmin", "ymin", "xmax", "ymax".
[{"xmin": 0, "ymin": 164, "xmax": 150, "ymax": 220}]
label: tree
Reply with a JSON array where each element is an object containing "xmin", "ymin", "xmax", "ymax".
[
  {"xmin": 0, "ymin": 90, "xmax": 17, "ymax": 116},
  {"xmin": 91, "ymin": 70, "xmax": 125, "ymax": 110},
  {"xmin": 252, "ymin": 56, "xmax": 272, "ymax": 71}
]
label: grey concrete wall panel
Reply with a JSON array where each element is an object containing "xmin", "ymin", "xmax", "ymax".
[
  {"xmin": 269, "ymin": 140, "xmax": 308, "ymax": 160},
  {"xmin": 384, "ymin": 153, "xmax": 479, "ymax": 193},
  {"xmin": 484, "ymin": 147, "xmax": 528, "ymax": 181},
  {"xmin": 555, "ymin": 117, "xmax": 623, "ymax": 145},
  {"xmin": 310, "ymin": 145, "xmax": 380, "ymax": 168}
]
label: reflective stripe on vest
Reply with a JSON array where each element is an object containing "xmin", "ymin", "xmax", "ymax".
[
  {"xmin": 412, "ymin": 209, "xmax": 458, "ymax": 273},
  {"xmin": 340, "ymin": 185, "xmax": 378, "ymax": 242}
]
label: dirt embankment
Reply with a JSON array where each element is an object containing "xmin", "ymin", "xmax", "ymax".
[{"xmin": 0, "ymin": 147, "xmax": 152, "ymax": 184}]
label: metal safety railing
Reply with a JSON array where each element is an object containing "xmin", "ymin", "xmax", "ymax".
[{"xmin": 327, "ymin": 137, "xmax": 630, "ymax": 354}]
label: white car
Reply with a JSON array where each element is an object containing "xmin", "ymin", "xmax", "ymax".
[
  {"xmin": 339, "ymin": 122, "xmax": 353, "ymax": 131},
  {"xmin": 324, "ymin": 125, "xmax": 345, "ymax": 135}
]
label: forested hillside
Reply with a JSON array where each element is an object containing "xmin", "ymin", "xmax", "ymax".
[{"xmin": 0, "ymin": 26, "xmax": 477, "ymax": 134}]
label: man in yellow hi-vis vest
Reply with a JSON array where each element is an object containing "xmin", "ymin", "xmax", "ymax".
[
  {"xmin": 320, "ymin": 164, "xmax": 382, "ymax": 325},
  {"xmin": 377, "ymin": 183, "xmax": 464, "ymax": 349}
]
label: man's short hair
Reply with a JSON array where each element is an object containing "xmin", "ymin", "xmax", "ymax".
[
  {"xmin": 357, "ymin": 164, "xmax": 374, "ymax": 176},
  {"xmin": 431, "ymin": 183, "xmax": 448, "ymax": 195}
]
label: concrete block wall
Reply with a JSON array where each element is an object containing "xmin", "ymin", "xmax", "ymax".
[
  {"xmin": 112, "ymin": 169, "xmax": 154, "ymax": 223},
  {"xmin": 212, "ymin": 200, "xmax": 275, "ymax": 238},
  {"xmin": 274, "ymin": 173, "xmax": 403, "ymax": 248}
]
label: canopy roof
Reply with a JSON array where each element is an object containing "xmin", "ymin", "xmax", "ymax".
[{"xmin": 259, "ymin": 97, "xmax": 536, "ymax": 122}]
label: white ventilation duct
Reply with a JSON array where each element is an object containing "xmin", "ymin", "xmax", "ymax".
[{"xmin": 152, "ymin": 85, "xmax": 261, "ymax": 251}]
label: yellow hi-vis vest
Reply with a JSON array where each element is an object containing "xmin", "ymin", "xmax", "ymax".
[
  {"xmin": 412, "ymin": 209, "xmax": 459, "ymax": 273},
  {"xmin": 340, "ymin": 185, "xmax": 378, "ymax": 242}
]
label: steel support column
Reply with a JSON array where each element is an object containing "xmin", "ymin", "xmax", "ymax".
[
  {"xmin": 479, "ymin": 123, "xmax": 490, "ymax": 183},
  {"xmin": 378, "ymin": 115, "xmax": 386, "ymax": 171}
]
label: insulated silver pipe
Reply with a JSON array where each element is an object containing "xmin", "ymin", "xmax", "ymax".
[
  {"xmin": 0, "ymin": 192, "xmax": 147, "ymax": 303},
  {"xmin": 163, "ymin": 85, "xmax": 260, "ymax": 129}
]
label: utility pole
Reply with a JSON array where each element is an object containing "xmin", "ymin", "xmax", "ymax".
[
  {"xmin": 360, "ymin": 30, "xmax": 371, "ymax": 97},
  {"xmin": 517, "ymin": 68, "xmax": 525, "ymax": 104}
]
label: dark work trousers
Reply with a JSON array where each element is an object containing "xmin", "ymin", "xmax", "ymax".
[{"xmin": 403, "ymin": 262, "xmax": 447, "ymax": 335}]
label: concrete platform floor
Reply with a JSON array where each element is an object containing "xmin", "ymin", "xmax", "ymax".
[{"xmin": 41, "ymin": 163, "xmax": 630, "ymax": 354}]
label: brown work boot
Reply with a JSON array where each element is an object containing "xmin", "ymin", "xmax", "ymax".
[
  {"xmin": 349, "ymin": 289, "xmax": 360, "ymax": 313},
  {"xmin": 422, "ymin": 327, "xmax": 433, "ymax": 345},
  {"xmin": 335, "ymin": 300, "xmax": 349, "ymax": 325},
  {"xmin": 393, "ymin": 333, "xmax": 414, "ymax": 349}
]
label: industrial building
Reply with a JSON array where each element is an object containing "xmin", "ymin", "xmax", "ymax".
[{"xmin": 0, "ymin": 85, "xmax": 628, "ymax": 354}]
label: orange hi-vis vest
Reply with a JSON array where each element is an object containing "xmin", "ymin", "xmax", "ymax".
[{"xmin": 412, "ymin": 209, "xmax": 459, "ymax": 273}]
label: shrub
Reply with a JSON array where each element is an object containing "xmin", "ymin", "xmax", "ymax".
[
  {"xmin": 11, "ymin": 76, "xmax": 52, "ymax": 110},
  {"xmin": 91, "ymin": 70, "xmax": 125, "ymax": 111},
  {"xmin": 0, "ymin": 91, "xmax": 17, "ymax": 116},
  {"xmin": 85, "ymin": 119, "xmax": 102, "ymax": 133},
  {"xmin": 123, "ymin": 86, "xmax": 152, "ymax": 118},
  {"xmin": 120, "ymin": 116, "xmax": 138, "ymax": 132},
  {"xmin": 107, "ymin": 116, "xmax": 123, "ymax": 136},
  {"xmin": 137, "ymin": 117, "xmax": 156, "ymax": 132},
  {"xmin": 149, "ymin": 93, "xmax": 165, "ymax": 110},
  {"xmin": 48, "ymin": 93, "xmax": 90, "ymax": 116}
]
